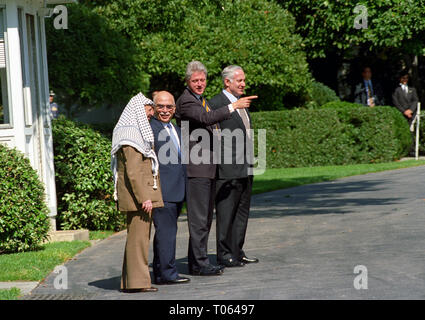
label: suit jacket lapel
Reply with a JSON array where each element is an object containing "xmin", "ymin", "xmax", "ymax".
[
  {"xmin": 152, "ymin": 118, "xmax": 180, "ymax": 158},
  {"xmin": 220, "ymin": 91, "xmax": 247, "ymax": 132}
]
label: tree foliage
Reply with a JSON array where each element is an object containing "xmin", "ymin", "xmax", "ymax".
[
  {"xmin": 79, "ymin": 0, "xmax": 313, "ymax": 110},
  {"xmin": 279, "ymin": 0, "xmax": 425, "ymax": 59},
  {"xmin": 45, "ymin": 4, "xmax": 149, "ymax": 116}
]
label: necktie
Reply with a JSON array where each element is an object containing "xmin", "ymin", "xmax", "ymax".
[
  {"xmin": 238, "ymin": 108, "xmax": 251, "ymax": 139},
  {"xmin": 367, "ymin": 82, "xmax": 373, "ymax": 98},
  {"xmin": 202, "ymin": 97, "xmax": 219, "ymax": 132},
  {"xmin": 166, "ymin": 123, "xmax": 181, "ymax": 157}
]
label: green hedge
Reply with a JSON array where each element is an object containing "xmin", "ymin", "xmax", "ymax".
[
  {"xmin": 321, "ymin": 101, "xmax": 364, "ymax": 109},
  {"xmin": 52, "ymin": 117, "xmax": 124, "ymax": 231},
  {"xmin": 0, "ymin": 144, "xmax": 50, "ymax": 253},
  {"xmin": 251, "ymin": 103, "xmax": 412, "ymax": 168},
  {"xmin": 306, "ymin": 81, "xmax": 340, "ymax": 109}
]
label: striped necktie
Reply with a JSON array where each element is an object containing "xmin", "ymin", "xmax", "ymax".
[{"xmin": 201, "ymin": 97, "xmax": 219, "ymax": 132}]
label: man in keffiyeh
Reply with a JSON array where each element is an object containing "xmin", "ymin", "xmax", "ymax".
[{"xmin": 111, "ymin": 92, "xmax": 164, "ymax": 293}]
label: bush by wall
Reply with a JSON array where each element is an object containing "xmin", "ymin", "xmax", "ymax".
[
  {"xmin": 0, "ymin": 144, "xmax": 50, "ymax": 253},
  {"xmin": 251, "ymin": 103, "xmax": 412, "ymax": 168},
  {"xmin": 52, "ymin": 117, "xmax": 124, "ymax": 231}
]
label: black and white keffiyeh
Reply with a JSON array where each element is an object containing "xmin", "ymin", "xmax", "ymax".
[{"xmin": 111, "ymin": 93, "xmax": 158, "ymax": 200}]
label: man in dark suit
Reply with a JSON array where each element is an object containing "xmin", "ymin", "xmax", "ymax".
[
  {"xmin": 209, "ymin": 65, "xmax": 258, "ymax": 268},
  {"xmin": 354, "ymin": 66, "xmax": 385, "ymax": 107},
  {"xmin": 392, "ymin": 71, "xmax": 419, "ymax": 157},
  {"xmin": 175, "ymin": 61, "xmax": 256, "ymax": 276},
  {"xmin": 392, "ymin": 71, "xmax": 419, "ymax": 125},
  {"xmin": 150, "ymin": 91, "xmax": 190, "ymax": 285}
]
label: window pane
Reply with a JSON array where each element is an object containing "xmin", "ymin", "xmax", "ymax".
[{"xmin": 0, "ymin": 8, "xmax": 10, "ymax": 126}]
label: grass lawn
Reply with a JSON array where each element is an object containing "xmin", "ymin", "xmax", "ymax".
[
  {"xmin": 0, "ymin": 231, "xmax": 117, "ymax": 300},
  {"xmin": 0, "ymin": 231, "xmax": 116, "ymax": 283},
  {"xmin": 252, "ymin": 159, "xmax": 425, "ymax": 194},
  {"xmin": 0, "ymin": 288, "xmax": 20, "ymax": 300},
  {"xmin": 89, "ymin": 230, "xmax": 116, "ymax": 240},
  {"xmin": 0, "ymin": 241, "xmax": 91, "ymax": 282}
]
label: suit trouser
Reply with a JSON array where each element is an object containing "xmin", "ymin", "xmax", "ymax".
[
  {"xmin": 121, "ymin": 210, "xmax": 152, "ymax": 289},
  {"xmin": 153, "ymin": 201, "xmax": 182, "ymax": 282},
  {"xmin": 186, "ymin": 177, "xmax": 215, "ymax": 271},
  {"xmin": 215, "ymin": 176, "xmax": 253, "ymax": 262}
]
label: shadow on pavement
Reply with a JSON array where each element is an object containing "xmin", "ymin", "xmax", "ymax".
[
  {"xmin": 251, "ymin": 178, "xmax": 401, "ymax": 218},
  {"xmin": 88, "ymin": 276, "xmax": 120, "ymax": 291}
]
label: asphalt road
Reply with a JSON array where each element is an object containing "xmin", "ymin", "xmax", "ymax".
[{"xmin": 25, "ymin": 165, "xmax": 425, "ymax": 300}]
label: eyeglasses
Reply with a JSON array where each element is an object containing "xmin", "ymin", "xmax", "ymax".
[{"xmin": 155, "ymin": 104, "xmax": 175, "ymax": 110}]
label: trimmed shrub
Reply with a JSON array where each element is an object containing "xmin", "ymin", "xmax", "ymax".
[
  {"xmin": 0, "ymin": 144, "xmax": 50, "ymax": 253},
  {"xmin": 321, "ymin": 101, "xmax": 364, "ymax": 109},
  {"xmin": 52, "ymin": 117, "xmax": 124, "ymax": 231},
  {"xmin": 251, "ymin": 103, "xmax": 412, "ymax": 168},
  {"xmin": 307, "ymin": 82, "xmax": 340, "ymax": 108}
]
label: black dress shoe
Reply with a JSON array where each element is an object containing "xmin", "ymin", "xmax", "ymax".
[
  {"xmin": 240, "ymin": 256, "xmax": 259, "ymax": 264},
  {"xmin": 120, "ymin": 287, "xmax": 158, "ymax": 293},
  {"xmin": 219, "ymin": 258, "xmax": 245, "ymax": 268},
  {"xmin": 190, "ymin": 265, "xmax": 224, "ymax": 276},
  {"xmin": 158, "ymin": 276, "xmax": 191, "ymax": 285}
]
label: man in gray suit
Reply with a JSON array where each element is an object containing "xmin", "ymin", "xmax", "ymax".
[{"xmin": 209, "ymin": 65, "xmax": 259, "ymax": 267}]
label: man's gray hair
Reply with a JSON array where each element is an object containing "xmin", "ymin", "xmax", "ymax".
[
  {"xmin": 222, "ymin": 65, "xmax": 243, "ymax": 85},
  {"xmin": 185, "ymin": 60, "xmax": 208, "ymax": 82}
]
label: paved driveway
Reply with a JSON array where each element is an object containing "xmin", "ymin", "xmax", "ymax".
[{"xmin": 25, "ymin": 165, "xmax": 425, "ymax": 300}]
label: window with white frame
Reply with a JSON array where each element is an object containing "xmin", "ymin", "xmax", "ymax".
[{"xmin": 0, "ymin": 8, "xmax": 10, "ymax": 126}]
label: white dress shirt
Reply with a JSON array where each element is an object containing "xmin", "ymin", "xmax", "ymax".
[
  {"xmin": 222, "ymin": 89, "xmax": 249, "ymax": 121},
  {"xmin": 400, "ymin": 83, "xmax": 408, "ymax": 93},
  {"xmin": 162, "ymin": 121, "xmax": 180, "ymax": 149}
]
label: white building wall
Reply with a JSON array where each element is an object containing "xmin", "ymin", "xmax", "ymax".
[{"xmin": 0, "ymin": 0, "xmax": 57, "ymax": 230}]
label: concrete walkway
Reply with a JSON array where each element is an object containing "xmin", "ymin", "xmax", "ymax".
[{"xmin": 23, "ymin": 165, "xmax": 425, "ymax": 300}]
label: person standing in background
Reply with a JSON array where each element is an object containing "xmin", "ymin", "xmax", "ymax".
[
  {"xmin": 354, "ymin": 66, "xmax": 385, "ymax": 107},
  {"xmin": 392, "ymin": 71, "xmax": 419, "ymax": 126},
  {"xmin": 392, "ymin": 71, "xmax": 419, "ymax": 157},
  {"xmin": 49, "ymin": 91, "xmax": 60, "ymax": 119}
]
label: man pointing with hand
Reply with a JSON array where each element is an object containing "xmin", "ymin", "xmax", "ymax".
[
  {"xmin": 175, "ymin": 61, "xmax": 256, "ymax": 276},
  {"xmin": 209, "ymin": 65, "xmax": 259, "ymax": 268}
]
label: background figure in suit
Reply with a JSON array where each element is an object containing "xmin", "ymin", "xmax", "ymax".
[
  {"xmin": 392, "ymin": 71, "xmax": 419, "ymax": 126},
  {"xmin": 111, "ymin": 93, "xmax": 164, "ymax": 293},
  {"xmin": 175, "ymin": 61, "xmax": 256, "ymax": 276},
  {"xmin": 392, "ymin": 71, "xmax": 419, "ymax": 156},
  {"xmin": 354, "ymin": 66, "xmax": 385, "ymax": 107},
  {"xmin": 209, "ymin": 65, "xmax": 259, "ymax": 267},
  {"xmin": 150, "ymin": 91, "xmax": 190, "ymax": 285}
]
